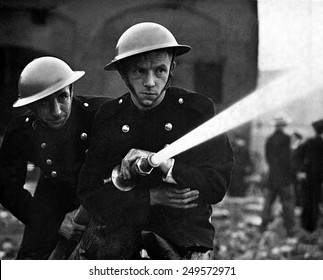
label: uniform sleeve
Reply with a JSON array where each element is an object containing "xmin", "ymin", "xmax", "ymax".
[
  {"xmin": 172, "ymin": 133, "xmax": 234, "ymax": 205},
  {"xmin": 77, "ymin": 110, "xmax": 150, "ymax": 228},
  {"xmin": 171, "ymin": 100, "xmax": 234, "ymax": 205},
  {"xmin": 0, "ymin": 127, "xmax": 33, "ymax": 225}
]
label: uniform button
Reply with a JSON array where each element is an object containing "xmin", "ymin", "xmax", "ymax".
[
  {"xmin": 51, "ymin": 171, "xmax": 57, "ymax": 178},
  {"xmin": 46, "ymin": 159, "xmax": 52, "ymax": 165},
  {"xmin": 80, "ymin": 133, "xmax": 88, "ymax": 140},
  {"xmin": 41, "ymin": 143, "xmax": 47, "ymax": 149},
  {"xmin": 122, "ymin": 125, "xmax": 130, "ymax": 133},
  {"xmin": 119, "ymin": 99, "xmax": 123, "ymax": 104},
  {"xmin": 25, "ymin": 117, "xmax": 30, "ymax": 122},
  {"xmin": 165, "ymin": 123, "xmax": 173, "ymax": 131},
  {"xmin": 83, "ymin": 102, "xmax": 89, "ymax": 107},
  {"xmin": 178, "ymin": 98, "xmax": 184, "ymax": 104}
]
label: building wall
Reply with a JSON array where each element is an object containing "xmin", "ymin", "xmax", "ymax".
[{"xmin": 0, "ymin": 0, "xmax": 258, "ymax": 135}]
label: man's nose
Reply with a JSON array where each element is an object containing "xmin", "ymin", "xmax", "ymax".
[
  {"xmin": 51, "ymin": 100, "xmax": 62, "ymax": 117},
  {"xmin": 143, "ymin": 72, "xmax": 155, "ymax": 88}
]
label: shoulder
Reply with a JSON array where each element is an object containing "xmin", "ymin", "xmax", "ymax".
[
  {"xmin": 74, "ymin": 95, "xmax": 113, "ymax": 112},
  {"xmin": 4, "ymin": 111, "xmax": 36, "ymax": 136},
  {"xmin": 167, "ymin": 87, "xmax": 215, "ymax": 119},
  {"xmin": 94, "ymin": 93, "xmax": 131, "ymax": 124}
]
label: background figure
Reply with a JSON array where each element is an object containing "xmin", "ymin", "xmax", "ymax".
[
  {"xmin": 228, "ymin": 134, "xmax": 252, "ymax": 197},
  {"xmin": 0, "ymin": 57, "xmax": 109, "ymax": 259},
  {"xmin": 260, "ymin": 116, "xmax": 296, "ymax": 237},
  {"xmin": 299, "ymin": 119, "xmax": 323, "ymax": 232},
  {"xmin": 290, "ymin": 132, "xmax": 305, "ymax": 207}
]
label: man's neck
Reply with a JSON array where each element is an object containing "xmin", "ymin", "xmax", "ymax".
[{"xmin": 130, "ymin": 90, "xmax": 166, "ymax": 111}]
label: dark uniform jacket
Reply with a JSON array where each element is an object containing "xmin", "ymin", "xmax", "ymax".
[
  {"xmin": 78, "ymin": 87, "xmax": 234, "ymax": 250},
  {"xmin": 265, "ymin": 130, "xmax": 291, "ymax": 188},
  {"xmin": 0, "ymin": 96, "xmax": 109, "ymax": 258}
]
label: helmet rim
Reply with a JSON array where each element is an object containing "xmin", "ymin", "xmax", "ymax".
[
  {"xmin": 104, "ymin": 44, "xmax": 190, "ymax": 70},
  {"xmin": 104, "ymin": 22, "xmax": 191, "ymax": 71},
  {"xmin": 13, "ymin": 70, "xmax": 84, "ymax": 107}
]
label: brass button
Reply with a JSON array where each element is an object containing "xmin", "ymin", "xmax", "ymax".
[
  {"xmin": 165, "ymin": 123, "xmax": 173, "ymax": 131},
  {"xmin": 119, "ymin": 99, "xmax": 123, "ymax": 104},
  {"xmin": 122, "ymin": 125, "xmax": 130, "ymax": 133},
  {"xmin": 83, "ymin": 102, "xmax": 89, "ymax": 107},
  {"xmin": 41, "ymin": 143, "xmax": 47, "ymax": 149},
  {"xmin": 51, "ymin": 171, "xmax": 57, "ymax": 178},
  {"xmin": 178, "ymin": 98, "xmax": 184, "ymax": 104},
  {"xmin": 80, "ymin": 133, "xmax": 87, "ymax": 140},
  {"xmin": 46, "ymin": 159, "xmax": 52, "ymax": 165}
]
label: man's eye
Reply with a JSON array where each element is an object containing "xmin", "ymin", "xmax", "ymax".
[
  {"xmin": 59, "ymin": 94, "xmax": 69, "ymax": 102},
  {"xmin": 135, "ymin": 68, "xmax": 144, "ymax": 74},
  {"xmin": 156, "ymin": 68, "xmax": 166, "ymax": 74}
]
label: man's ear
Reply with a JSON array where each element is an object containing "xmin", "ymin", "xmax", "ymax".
[
  {"xmin": 70, "ymin": 84, "xmax": 74, "ymax": 98},
  {"xmin": 170, "ymin": 61, "xmax": 176, "ymax": 73}
]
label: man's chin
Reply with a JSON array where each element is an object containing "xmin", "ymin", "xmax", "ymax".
[
  {"xmin": 141, "ymin": 100, "xmax": 154, "ymax": 106},
  {"xmin": 47, "ymin": 120, "xmax": 66, "ymax": 129}
]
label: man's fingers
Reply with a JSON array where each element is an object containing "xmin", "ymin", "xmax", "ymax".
[
  {"xmin": 170, "ymin": 202, "xmax": 198, "ymax": 209},
  {"xmin": 169, "ymin": 194, "xmax": 199, "ymax": 205},
  {"xmin": 120, "ymin": 159, "xmax": 132, "ymax": 180},
  {"xmin": 72, "ymin": 222, "xmax": 86, "ymax": 231},
  {"xmin": 167, "ymin": 190, "xmax": 199, "ymax": 199},
  {"xmin": 172, "ymin": 188, "xmax": 191, "ymax": 194}
]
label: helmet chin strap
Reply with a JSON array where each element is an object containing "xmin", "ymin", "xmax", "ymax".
[{"xmin": 162, "ymin": 53, "xmax": 176, "ymax": 94}]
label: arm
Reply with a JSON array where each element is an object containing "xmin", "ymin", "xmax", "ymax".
[
  {"xmin": 0, "ymin": 127, "xmax": 34, "ymax": 225},
  {"xmin": 168, "ymin": 97, "xmax": 234, "ymax": 205},
  {"xmin": 171, "ymin": 133, "xmax": 234, "ymax": 205},
  {"xmin": 149, "ymin": 186, "xmax": 198, "ymax": 209},
  {"xmin": 77, "ymin": 112, "xmax": 151, "ymax": 227},
  {"xmin": 118, "ymin": 119, "xmax": 233, "ymax": 207}
]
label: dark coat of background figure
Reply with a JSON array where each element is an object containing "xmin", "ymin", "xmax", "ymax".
[
  {"xmin": 298, "ymin": 133, "xmax": 323, "ymax": 232},
  {"xmin": 0, "ymin": 96, "xmax": 109, "ymax": 259},
  {"xmin": 261, "ymin": 126, "xmax": 296, "ymax": 236},
  {"xmin": 228, "ymin": 135, "xmax": 251, "ymax": 197}
]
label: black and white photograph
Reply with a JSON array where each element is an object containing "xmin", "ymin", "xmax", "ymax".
[{"xmin": 1, "ymin": 0, "xmax": 323, "ymax": 278}]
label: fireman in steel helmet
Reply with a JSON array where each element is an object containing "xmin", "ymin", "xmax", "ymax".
[
  {"xmin": 105, "ymin": 22, "xmax": 191, "ymax": 111},
  {"xmin": 0, "ymin": 56, "xmax": 110, "ymax": 259},
  {"xmin": 73, "ymin": 22, "xmax": 233, "ymax": 260},
  {"xmin": 14, "ymin": 56, "xmax": 84, "ymax": 129}
]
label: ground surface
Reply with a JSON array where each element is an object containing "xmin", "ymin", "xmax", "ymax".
[{"xmin": 1, "ymin": 188, "xmax": 323, "ymax": 260}]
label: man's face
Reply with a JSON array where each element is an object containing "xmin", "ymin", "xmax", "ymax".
[
  {"xmin": 29, "ymin": 85, "xmax": 73, "ymax": 129},
  {"xmin": 124, "ymin": 50, "xmax": 173, "ymax": 109}
]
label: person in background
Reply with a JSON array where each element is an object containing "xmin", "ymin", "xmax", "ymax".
[
  {"xmin": 299, "ymin": 119, "xmax": 323, "ymax": 232},
  {"xmin": 71, "ymin": 22, "xmax": 234, "ymax": 259},
  {"xmin": 228, "ymin": 133, "xmax": 251, "ymax": 197},
  {"xmin": 290, "ymin": 131, "xmax": 305, "ymax": 207},
  {"xmin": 260, "ymin": 116, "xmax": 296, "ymax": 237},
  {"xmin": 0, "ymin": 56, "xmax": 110, "ymax": 259}
]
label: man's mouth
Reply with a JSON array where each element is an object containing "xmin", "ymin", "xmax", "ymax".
[
  {"xmin": 141, "ymin": 92, "xmax": 157, "ymax": 98},
  {"xmin": 49, "ymin": 117, "xmax": 65, "ymax": 124}
]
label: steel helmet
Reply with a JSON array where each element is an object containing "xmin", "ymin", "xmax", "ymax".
[
  {"xmin": 13, "ymin": 56, "xmax": 85, "ymax": 107},
  {"xmin": 272, "ymin": 116, "xmax": 290, "ymax": 127},
  {"xmin": 104, "ymin": 22, "xmax": 191, "ymax": 70}
]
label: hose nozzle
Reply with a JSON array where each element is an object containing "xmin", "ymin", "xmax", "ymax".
[{"xmin": 111, "ymin": 153, "xmax": 160, "ymax": 191}]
